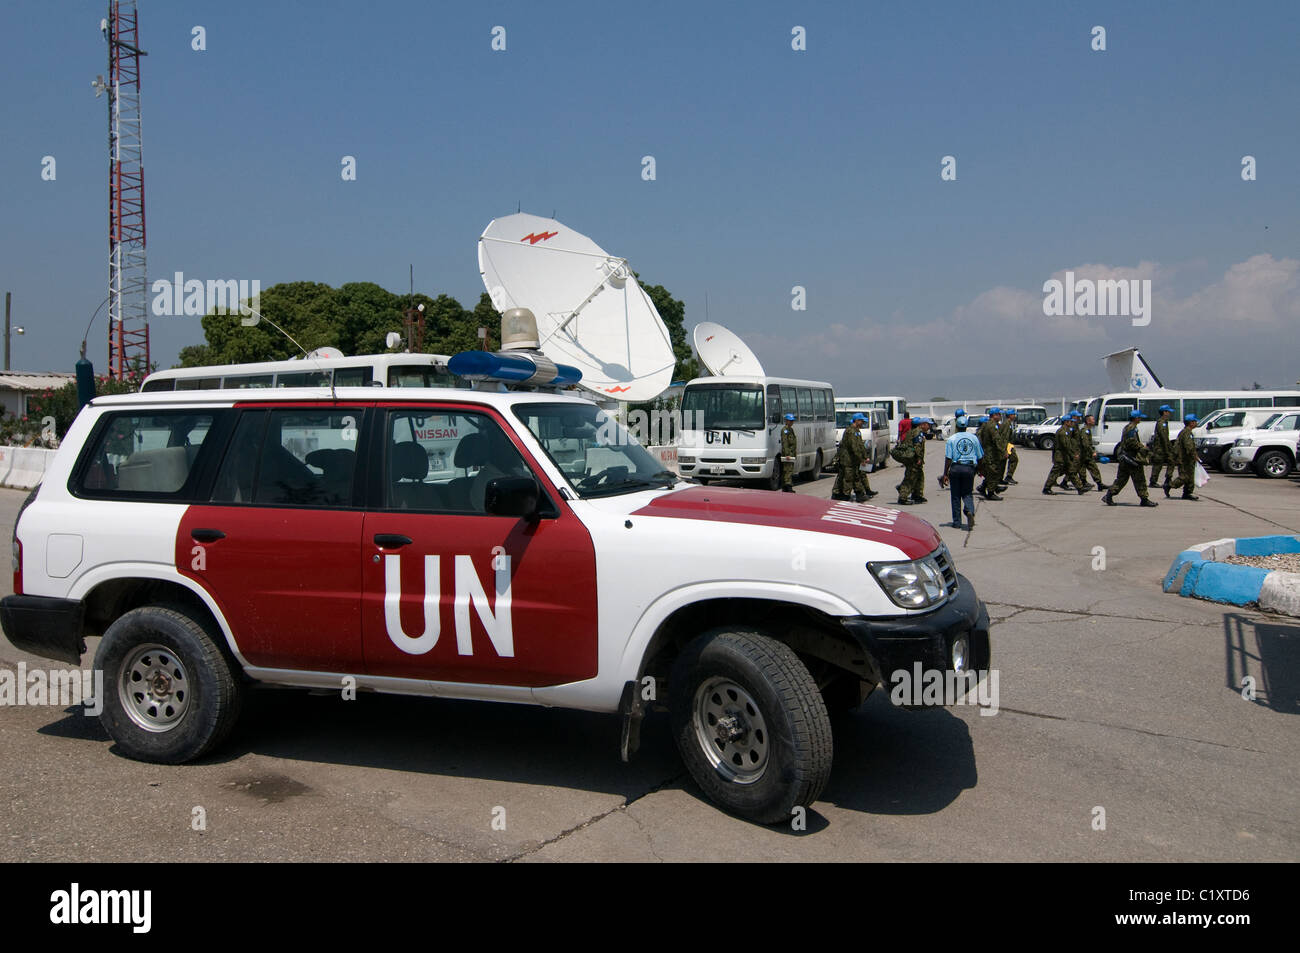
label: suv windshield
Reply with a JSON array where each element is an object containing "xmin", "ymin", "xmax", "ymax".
[
  {"xmin": 681, "ymin": 383, "xmax": 764, "ymax": 430},
  {"xmin": 514, "ymin": 402, "xmax": 677, "ymax": 498}
]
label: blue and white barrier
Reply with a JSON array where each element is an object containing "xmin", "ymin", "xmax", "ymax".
[{"xmin": 1164, "ymin": 535, "xmax": 1300, "ymax": 614}]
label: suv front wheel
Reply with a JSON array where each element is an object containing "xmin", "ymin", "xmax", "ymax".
[
  {"xmin": 94, "ymin": 606, "xmax": 243, "ymax": 764},
  {"xmin": 670, "ymin": 629, "xmax": 833, "ymax": 824}
]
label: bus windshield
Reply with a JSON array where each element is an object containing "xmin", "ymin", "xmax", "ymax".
[{"xmin": 682, "ymin": 383, "xmax": 765, "ymax": 430}]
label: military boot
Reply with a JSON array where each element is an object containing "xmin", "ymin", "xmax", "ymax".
[
  {"xmin": 1101, "ymin": 492, "xmax": 1115, "ymax": 506},
  {"xmin": 1181, "ymin": 491, "xmax": 1199, "ymax": 501},
  {"xmin": 1163, "ymin": 479, "xmax": 1171, "ymax": 498},
  {"xmin": 1140, "ymin": 497, "xmax": 1159, "ymax": 507}
]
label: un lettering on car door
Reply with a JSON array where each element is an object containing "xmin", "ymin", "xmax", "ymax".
[{"xmin": 360, "ymin": 406, "xmax": 598, "ymax": 686}]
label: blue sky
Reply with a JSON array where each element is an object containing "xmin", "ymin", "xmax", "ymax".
[{"xmin": 3, "ymin": 0, "xmax": 1297, "ymax": 399}]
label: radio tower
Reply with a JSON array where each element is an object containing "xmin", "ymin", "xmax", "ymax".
[{"xmin": 102, "ymin": 1, "xmax": 150, "ymax": 379}]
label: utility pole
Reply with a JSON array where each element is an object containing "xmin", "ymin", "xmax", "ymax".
[{"xmin": 4, "ymin": 292, "xmax": 10, "ymax": 371}]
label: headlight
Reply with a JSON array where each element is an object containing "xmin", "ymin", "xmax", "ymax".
[
  {"xmin": 1234, "ymin": 439, "xmax": 1253, "ymax": 448},
  {"xmin": 1203, "ymin": 437, "xmax": 1218, "ymax": 444},
  {"xmin": 868, "ymin": 552, "xmax": 951, "ymax": 609},
  {"xmin": 741, "ymin": 456, "xmax": 767, "ymax": 464}
]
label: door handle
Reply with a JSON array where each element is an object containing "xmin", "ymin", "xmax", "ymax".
[
  {"xmin": 191, "ymin": 529, "xmax": 226, "ymax": 543},
  {"xmin": 373, "ymin": 534, "xmax": 413, "ymax": 548}
]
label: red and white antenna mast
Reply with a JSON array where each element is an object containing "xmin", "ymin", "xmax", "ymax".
[{"xmin": 101, "ymin": 0, "xmax": 150, "ymax": 379}]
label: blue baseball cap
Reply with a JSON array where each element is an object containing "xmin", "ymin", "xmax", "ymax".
[
  {"xmin": 1159, "ymin": 404, "xmax": 1175, "ymax": 413},
  {"xmin": 784, "ymin": 413, "xmax": 796, "ymax": 421},
  {"xmin": 988, "ymin": 407, "xmax": 1001, "ymax": 414},
  {"xmin": 851, "ymin": 412, "xmax": 867, "ymax": 422},
  {"xmin": 1184, "ymin": 413, "xmax": 1198, "ymax": 423},
  {"xmin": 1129, "ymin": 410, "xmax": 1145, "ymax": 419}
]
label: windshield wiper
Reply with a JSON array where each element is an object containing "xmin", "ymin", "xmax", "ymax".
[{"xmin": 583, "ymin": 476, "xmax": 678, "ymax": 497}]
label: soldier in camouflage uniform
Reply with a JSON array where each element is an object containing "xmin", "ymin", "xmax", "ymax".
[
  {"xmin": 1003, "ymin": 409, "xmax": 1020, "ymax": 484},
  {"xmin": 1042, "ymin": 414, "xmax": 1088, "ymax": 494},
  {"xmin": 976, "ymin": 409, "xmax": 1004, "ymax": 500},
  {"xmin": 893, "ymin": 417, "xmax": 931, "ymax": 504},
  {"xmin": 993, "ymin": 409, "xmax": 1014, "ymax": 488},
  {"xmin": 1148, "ymin": 404, "xmax": 1175, "ymax": 489},
  {"xmin": 1077, "ymin": 413, "xmax": 1106, "ymax": 490},
  {"xmin": 1165, "ymin": 413, "xmax": 1200, "ymax": 501},
  {"xmin": 831, "ymin": 414, "xmax": 875, "ymax": 501},
  {"xmin": 1101, "ymin": 410, "xmax": 1158, "ymax": 507},
  {"xmin": 779, "ymin": 413, "xmax": 798, "ymax": 492}
]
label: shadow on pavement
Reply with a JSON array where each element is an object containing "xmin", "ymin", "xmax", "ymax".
[
  {"xmin": 819, "ymin": 691, "xmax": 977, "ymax": 815},
  {"xmin": 1224, "ymin": 612, "xmax": 1300, "ymax": 715}
]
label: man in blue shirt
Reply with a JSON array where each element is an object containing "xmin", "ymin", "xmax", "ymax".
[{"xmin": 939, "ymin": 411, "xmax": 983, "ymax": 530}]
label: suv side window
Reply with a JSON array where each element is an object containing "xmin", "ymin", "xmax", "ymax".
[
  {"xmin": 383, "ymin": 409, "xmax": 531, "ymax": 513},
  {"xmin": 73, "ymin": 410, "xmax": 221, "ymax": 499},
  {"xmin": 211, "ymin": 409, "xmax": 360, "ymax": 506}
]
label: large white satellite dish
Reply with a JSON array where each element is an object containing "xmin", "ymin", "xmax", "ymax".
[
  {"xmin": 693, "ymin": 322, "xmax": 765, "ymax": 377},
  {"xmin": 478, "ymin": 213, "xmax": 676, "ymax": 402}
]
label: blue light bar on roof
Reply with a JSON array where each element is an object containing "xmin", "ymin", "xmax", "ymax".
[{"xmin": 448, "ymin": 350, "xmax": 583, "ymax": 387}]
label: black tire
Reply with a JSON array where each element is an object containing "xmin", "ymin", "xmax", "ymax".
[
  {"xmin": 765, "ymin": 459, "xmax": 782, "ymax": 491},
  {"xmin": 1038, "ymin": 434, "xmax": 1055, "ymax": 451},
  {"xmin": 696, "ymin": 477, "xmax": 711, "ymax": 486},
  {"xmin": 1256, "ymin": 450, "xmax": 1292, "ymax": 479},
  {"xmin": 812, "ymin": 448, "xmax": 824, "ymax": 477},
  {"xmin": 1224, "ymin": 454, "xmax": 1250, "ymax": 475},
  {"xmin": 94, "ymin": 606, "xmax": 243, "ymax": 764},
  {"xmin": 670, "ymin": 629, "xmax": 833, "ymax": 824}
]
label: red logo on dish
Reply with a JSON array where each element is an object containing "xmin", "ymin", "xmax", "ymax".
[
  {"xmin": 521, "ymin": 231, "xmax": 558, "ymax": 244},
  {"xmin": 603, "ymin": 385, "xmax": 631, "ymax": 394}
]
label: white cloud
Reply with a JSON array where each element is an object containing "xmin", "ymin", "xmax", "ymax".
[{"xmin": 743, "ymin": 254, "xmax": 1300, "ymax": 395}]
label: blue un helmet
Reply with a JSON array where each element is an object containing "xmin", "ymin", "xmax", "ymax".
[
  {"xmin": 1184, "ymin": 413, "xmax": 1198, "ymax": 423},
  {"xmin": 784, "ymin": 413, "xmax": 796, "ymax": 422},
  {"xmin": 1129, "ymin": 409, "xmax": 1144, "ymax": 419},
  {"xmin": 1159, "ymin": 404, "xmax": 1175, "ymax": 414},
  {"xmin": 851, "ymin": 412, "xmax": 867, "ymax": 423}
]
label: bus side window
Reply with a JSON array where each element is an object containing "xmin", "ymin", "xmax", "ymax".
[{"xmin": 767, "ymin": 384, "xmax": 782, "ymax": 424}]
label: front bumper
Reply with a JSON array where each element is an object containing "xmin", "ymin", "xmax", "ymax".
[
  {"xmin": 839, "ymin": 573, "xmax": 991, "ymax": 703},
  {"xmin": 1196, "ymin": 442, "xmax": 1227, "ymax": 466},
  {"xmin": 0, "ymin": 595, "xmax": 86, "ymax": 665},
  {"xmin": 1226, "ymin": 446, "xmax": 1259, "ymax": 465}
]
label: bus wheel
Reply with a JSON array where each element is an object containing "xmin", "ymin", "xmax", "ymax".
[{"xmin": 766, "ymin": 461, "xmax": 782, "ymax": 491}]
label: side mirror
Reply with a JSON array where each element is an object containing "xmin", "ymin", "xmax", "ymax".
[{"xmin": 485, "ymin": 475, "xmax": 541, "ymax": 519}]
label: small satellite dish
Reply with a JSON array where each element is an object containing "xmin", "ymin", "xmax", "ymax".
[
  {"xmin": 306, "ymin": 346, "xmax": 345, "ymax": 360},
  {"xmin": 693, "ymin": 322, "xmax": 765, "ymax": 377},
  {"xmin": 478, "ymin": 213, "xmax": 676, "ymax": 402},
  {"xmin": 385, "ymin": 331, "xmax": 402, "ymax": 349}
]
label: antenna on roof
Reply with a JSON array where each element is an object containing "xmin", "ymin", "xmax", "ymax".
[{"xmin": 237, "ymin": 304, "xmax": 338, "ymax": 399}]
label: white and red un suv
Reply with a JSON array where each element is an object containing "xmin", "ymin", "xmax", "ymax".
[{"xmin": 2, "ymin": 385, "xmax": 990, "ymax": 823}]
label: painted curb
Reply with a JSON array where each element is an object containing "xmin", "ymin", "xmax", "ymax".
[{"xmin": 1163, "ymin": 534, "xmax": 1300, "ymax": 612}]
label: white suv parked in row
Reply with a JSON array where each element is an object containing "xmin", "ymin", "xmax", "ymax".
[{"xmin": 1223, "ymin": 411, "xmax": 1300, "ymax": 478}]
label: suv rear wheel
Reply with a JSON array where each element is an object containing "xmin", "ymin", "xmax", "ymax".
[
  {"xmin": 670, "ymin": 629, "xmax": 833, "ymax": 824},
  {"xmin": 94, "ymin": 606, "xmax": 243, "ymax": 764}
]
